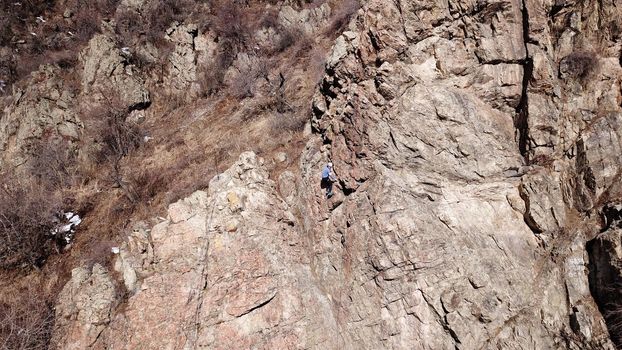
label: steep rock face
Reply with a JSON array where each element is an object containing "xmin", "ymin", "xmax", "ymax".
[
  {"xmin": 165, "ymin": 23, "xmax": 203, "ymax": 97},
  {"xmin": 50, "ymin": 0, "xmax": 622, "ymax": 349},
  {"xmin": 0, "ymin": 31, "xmax": 153, "ymax": 168},
  {"xmin": 301, "ymin": 0, "xmax": 620, "ymax": 348},
  {"xmin": 588, "ymin": 203, "xmax": 622, "ymax": 347},
  {"xmin": 53, "ymin": 152, "xmax": 340, "ymax": 349}
]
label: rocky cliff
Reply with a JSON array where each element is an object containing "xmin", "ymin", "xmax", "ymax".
[{"xmin": 2, "ymin": 0, "xmax": 622, "ymax": 349}]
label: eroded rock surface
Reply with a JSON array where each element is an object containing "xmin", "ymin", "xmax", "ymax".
[
  {"xmin": 300, "ymin": 0, "xmax": 621, "ymax": 348},
  {"xmin": 80, "ymin": 34, "xmax": 150, "ymax": 109},
  {"xmin": 50, "ymin": 0, "xmax": 622, "ymax": 349},
  {"xmin": 53, "ymin": 152, "xmax": 340, "ymax": 349},
  {"xmin": 51, "ymin": 264, "xmax": 116, "ymax": 350},
  {"xmin": 0, "ymin": 65, "xmax": 80, "ymax": 167}
]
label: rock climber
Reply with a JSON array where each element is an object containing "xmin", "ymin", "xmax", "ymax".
[{"xmin": 321, "ymin": 162, "xmax": 337, "ymax": 198}]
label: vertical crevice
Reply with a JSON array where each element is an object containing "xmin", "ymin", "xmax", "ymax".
[
  {"xmin": 516, "ymin": 0, "xmax": 534, "ymax": 162},
  {"xmin": 586, "ymin": 234, "xmax": 622, "ymax": 347}
]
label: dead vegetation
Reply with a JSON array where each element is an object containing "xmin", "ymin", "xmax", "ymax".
[
  {"xmin": 0, "ymin": 0, "xmax": 361, "ymax": 270},
  {"xmin": 0, "ymin": 287, "xmax": 55, "ymax": 350},
  {"xmin": 560, "ymin": 51, "xmax": 599, "ymax": 82},
  {"xmin": 0, "ymin": 175, "xmax": 61, "ymax": 270},
  {"xmin": 0, "ymin": 0, "xmax": 120, "ymax": 93},
  {"xmin": 115, "ymin": 0, "xmax": 196, "ymax": 48}
]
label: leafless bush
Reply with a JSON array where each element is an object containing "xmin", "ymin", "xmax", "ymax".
[
  {"xmin": 0, "ymin": 57, "xmax": 16, "ymax": 94},
  {"xmin": 115, "ymin": 0, "xmax": 195, "ymax": 48},
  {"xmin": 93, "ymin": 104, "xmax": 142, "ymax": 164},
  {"xmin": 200, "ymin": 41, "xmax": 237, "ymax": 95},
  {"xmin": 114, "ymin": 7, "xmax": 142, "ymax": 44},
  {"xmin": 0, "ymin": 0, "xmax": 56, "ymax": 40},
  {"xmin": 0, "ymin": 175, "xmax": 61, "ymax": 270},
  {"xmin": 210, "ymin": 0, "xmax": 250, "ymax": 48},
  {"xmin": 72, "ymin": 7, "xmax": 100, "ymax": 43},
  {"xmin": 259, "ymin": 8, "xmax": 280, "ymax": 29},
  {"xmin": 0, "ymin": 288, "xmax": 55, "ymax": 350},
  {"xmin": 28, "ymin": 138, "xmax": 77, "ymax": 190},
  {"xmin": 0, "ymin": 0, "xmax": 119, "ymax": 90},
  {"xmin": 230, "ymin": 69, "xmax": 257, "ymax": 99},
  {"xmin": 269, "ymin": 111, "xmax": 307, "ymax": 136},
  {"xmin": 146, "ymin": 0, "xmax": 195, "ymax": 46},
  {"xmin": 275, "ymin": 27, "xmax": 306, "ymax": 53},
  {"xmin": 80, "ymin": 93, "xmax": 143, "ymax": 202},
  {"xmin": 230, "ymin": 58, "xmax": 270, "ymax": 99},
  {"xmin": 560, "ymin": 51, "xmax": 599, "ymax": 81},
  {"xmin": 99, "ymin": 107, "xmax": 142, "ymax": 202}
]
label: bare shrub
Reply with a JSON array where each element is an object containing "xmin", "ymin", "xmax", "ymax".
[
  {"xmin": 115, "ymin": 0, "xmax": 195, "ymax": 48},
  {"xmin": 269, "ymin": 112, "xmax": 308, "ymax": 136},
  {"xmin": 80, "ymin": 93, "xmax": 143, "ymax": 203},
  {"xmin": 0, "ymin": 288, "xmax": 55, "ymax": 350},
  {"xmin": 92, "ymin": 103, "xmax": 142, "ymax": 165},
  {"xmin": 114, "ymin": 7, "xmax": 143, "ymax": 44},
  {"xmin": 560, "ymin": 51, "xmax": 599, "ymax": 81},
  {"xmin": 198, "ymin": 0, "xmax": 252, "ymax": 96},
  {"xmin": 230, "ymin": 58, "xmax": 270, "ymax": 99},
  {"xmin": 200, "ymin": 41, "xmax": 237, "ymax": 95},
  {"xmin": 275, "ymin": 27, "xmax": 301, "ymax": 53},
  {"xmin": 98, "ymin": 107, "xmax": 142, "ymax": 202},
  {"xmin": 210, "ymin": 0, "xmax": 250, "ymax": 48},
  {"xmin": 28, "ymin": 138, "xmax": 77, "ymax": 190},
  {"xmin": 259, "ymin": 7, "xmax": 280, "ymax": 29},
  {"xmin": 67, "ymin": 0, "xmax": 120, "ymax": 43},
  {"xmin": 72, "ymin": 6, "xmax": 101, "ymax": 43},
  {"xmin": 0, "ymin": 0, "xmax": 56, "ymax": 36},
  {"xmin": 0, "ymin": 0, "xmax": 120, "ymax": 89},
  {"xmin": 145, "ymin": 0, "xmax": 195, "ymax": 46},
  {"xmin": 0, "ymin": 57, "xmax": 17, "ymax": 94},
  {"xmin": 0, "ymin": 175, "xmax": 61, "ymax": 270}
]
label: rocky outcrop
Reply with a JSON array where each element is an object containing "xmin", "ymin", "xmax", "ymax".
[
  {"xmin": 301, "ymin": 0, "xmax": 620, "ymax": 348},
  {"xmin": 51, "ymin": 264, "xmax": 116, "ymax": 350},
  {"xmin": 278, "ymin": 3, "xmax": 332, "ymax": 35},
  {"xmin": 165, "ymin": 23, "xmax": 201, "ymax": 96},
  {"xmin": 49, "ymin": 0, "xmax": 622, "ymax": 349},
  {"xmin": 0, "ymin": 65, "xmax": 80, "ymax": 167},
  {"xmin": 53, "ymin": 152, "xmax": 340, "ymax": 349},
  {"xmin": 588, "ymin": 203, "xmax": 622, "ymax": 348},
  {"xmin": 80, "ymin": 34, "xmax": 150, "ymax": 110}
]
